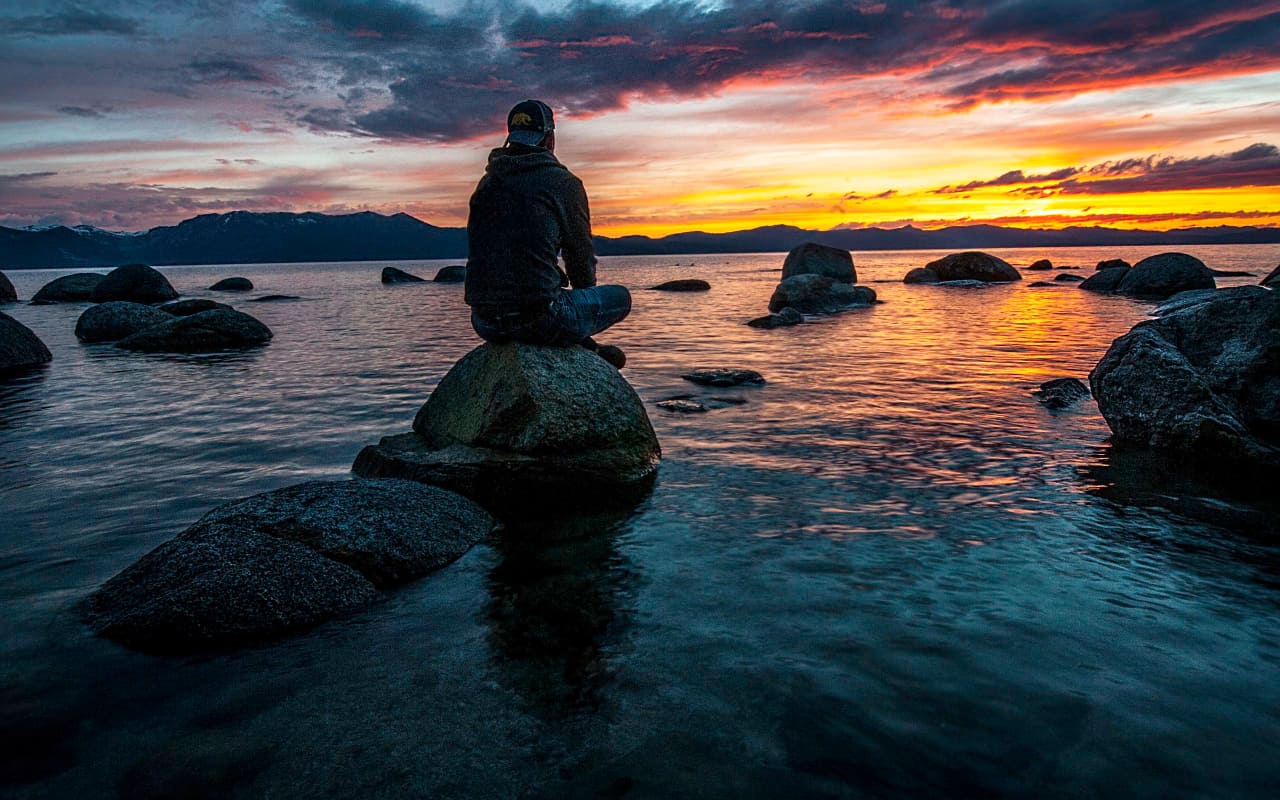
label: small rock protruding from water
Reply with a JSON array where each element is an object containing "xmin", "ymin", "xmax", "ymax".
[
  {"xmin": 382, "ymin": 266, "xmax": 425, "ymax": 284},
  {"xmin": 353, "ymin": 342, "xmax": 661, "ymax": 510},
  {"xmin": 1115, "ymin": 253, "xmax": 1215, "ymax": 299},
  {"xmin": 1096, "ymin": 258, "xmax": 1131, "ymax": 271},
  {"xmin": 651, "ymin": 279, "xmax": 710, "ymax": 292},
  {"xmin": 115, "ymin": 308, "xmax": 272, "ymax": 352},
  {"xmin": 75, "ymin": 301, "xmax": 171, "ymax": 343},
  {"xmin": 1, "ymin": 312, "xmax": 52, "ymax": 373},
  {"xmin": 682, "ymin": 368, "xmax": 765, "ymax": 387},
  {"xmin": 91, "ymin": 264, "xmax": 179, "ymax": 304},
  {"xmin": 82, "ymin": 479, "xmax": 493, "ymax": 653},
  {"xmin": 1054, "ymin": 273, "xmax": 1085, "ymax": 283},
  {"xmin": 656, "ymin": 398, "xmax": 708, "ymax": 413},
  {"xmin": 748, "ymin": 306, "xmax": 803, "ymax": 328},
  {"xmin": 433, "ymin": 265, "xmax": 467, "ymax": 283},
  {"xmin": 209, "ymin": 277, "xmax": 253, "ymax": 291},
  {"xmin": 782, "ymin": 242, "xmax": 856, "ymax": 283},
  {"xmin": 0, "ymin": 271, "xmax": 15, "ymax": 303},
  {"xmin": 158, "ymin": 299, "xmax": 232, "ymax": 316},
  {"xmin": 1028, "ymin": 259, "xmax": 1053, "ymax": 271},
  {"xmin": 1261, "ymin": 264, "xmax": 1279, "ymax": 287},
  {"xmin": 1033, "ymin": 377, "xmax": 1091, "ymax": 409},
  {"xmin": 30, "ymin": 273, "xmax": 105, "ymax": 304}
]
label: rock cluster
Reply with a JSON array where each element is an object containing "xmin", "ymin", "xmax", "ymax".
[
  {"xmin": 1089, "ymin": 286, "xmax": 1280, "ymax": 476},
  {"xmin": 904, "ymin": 252, "xmax": 1021, "ymax": 284},
  {"xmin": 758, "ymin": 243, "xmax": 875, "ymax": 324},
  {"xmin": 30, "ymin": 273, "xmax": 104, "ymax": 304},
  {"xmin": 1, "ymin": 312, "xmax": 52, "ymax": 372},
  {"xmin": 353, "ymin": 342, "xmax": 661, "ymax": 510},
  {"xmin": 92, "ymin": 264, "xmax": 179, "ymax": 304},
  {"xmin": 83, "ymin": 479, "xmax": 494, "ymax": 653}
]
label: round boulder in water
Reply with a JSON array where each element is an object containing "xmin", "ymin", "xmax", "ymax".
[
  {"xmin": 1, "ymin": 312, "xmax": 52, "ymax": 373},
  {"xmin": 353, "ymin": 342, "xmax": 661, "ymax": 510},
  {"xmin": 922, "ymin": 252, "xmax": 1021, "ymax": 282},
  {"xmin": 30, "ymin": 273, "xmax": 105, "ymax": 304},
  {"xmin": 433, "ymin": 265, "xmax": 467, "ymax": 283},
  {"xmin": 1116, "ymin": 252, "xmax": 1215, "ymax": 299},
  {"xmin": 75, "ymin": 301, "xmax": 170, "ymax": 343},
  {"xmin": 1027, "ymin": 259, "xmax": 1052, "ymax": 271},
  {"xmin": 209, "ymin": 277, "xmax": 253, "ymax": 291},
  {"xmin": 115, "ymin": 308, "xmax": 272, "ymax": 352},
  {"xmin": 91, "ymin": 264, "xmax": 179, "ymax": 304},
  {"xmin": 781, "ymin": 242, "xmax": 856, "ymax": 283}
]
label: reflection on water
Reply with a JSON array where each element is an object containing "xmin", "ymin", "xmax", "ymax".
[{"xmin": 1, "ymin": 246, "xmax": 1279, "ymax": 797}]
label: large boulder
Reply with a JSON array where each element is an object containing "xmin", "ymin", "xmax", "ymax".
[
  {"xmin": 1116, "ymin": 252, "xmax": 1215, "ymax": 299},
  {"xmin": 75, "ymin": 301, "xmax": 171, "ymax": 343},
  {"xmin": 209, "ymin": 277, "xmax": 253, "ymax": 291},
  {"xmin": 0, "ymin": 271, "xmax": 15, "ymax": 303},
  {"xmin": 1, "ymin": 312, "xmax": 52, "ymax": 372},
  {"xmin": 352, "ymin": 343, "xmax": 661, "ymax": 509},
  {"xmin": 1089, "ymin": 287, "xmax": 1280, "ymax": 476},
  {"xmin": 1262, "ymin": 264, "xmax": 1279, "ymax": 288},
  {"xmin": 768, "ymin": 274, "xmax": 875, "ymax": 313},
  {"xmin": 82, "ymin": 479, "xmax": 493, "ymax": 653},
  {"xmin": 1079, "ymin": 266, "xmax": 1131, "ymax": 292},
  {"xmin": 781, "ymin": 242, "xmax": 856, "ymax": 283},
  {"xmin": 115, "ymin": 308, "xmax": 272, "ymax": 352},
  {"xmin": 30, "ymin": 273, "xmax": 104, "ymax": 304},
  {"xmin": 433, "ymin": 265, "xmax": 467, "ymax": 283},
  {"xmin": 381, "ymin": 266, "xmax": 425, "ymax": 284},
  {"xmin": 922, "ymin": 252, "xmax": 1021, "ymax": 282},
  {"xmin": 91, "ymin": 264, "xmax": 179, "ymax": 304}
]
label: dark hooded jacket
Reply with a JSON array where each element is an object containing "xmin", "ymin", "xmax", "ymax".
[{"xmin": 464, "ymin": 144, "xmax": 597, "ymax": 314}]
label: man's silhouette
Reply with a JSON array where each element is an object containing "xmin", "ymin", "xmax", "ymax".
[{"xmin": 465, "ymin": 99, "xmax": 630, "ymax": 368}]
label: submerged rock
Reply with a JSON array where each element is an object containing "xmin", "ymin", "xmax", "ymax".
[
  {"xmin": 903, "ymin": 267, "xmax": 940, "ymax": 284},
  {"xmin": 158, "ymin": 299, "xmax": 232, "ymax": 316},
  {"xmin": 682, "ymin": 368, "xmax": 765, "ymax": 387},
  {"xmin": 433, "ymin": 265, "xmax": 467, "ymax": 283},
  {"xmin": 651, "ymin": 279, "xmax": 710, "ymax": 292},
  {"xmin": 83, "ymin": 479, "xmax": 492, "ymax": 653},
  {"xmin": 768, "ymin": 274, "xmax": 875, "ymax": 313},
  {"xmin": 1089, "ymin": 287, "xmax": 1280, "ymax": 476},
  {"xmin": 209, "ymin": 277, "xmax": 253, "ymax": 291},
  {"xmin": 1027, "ymin": 259, "xmax": 1053, "ymax": 271},
  {"xmin": 250, "ymin": 294, "xmax": 300, "ymax": 303},
  {"xmin": 0, "ymin": 271, "xmax": 15, "ymax": 303},
  {"xmin": 75, "ymin": 301, "xmax": 171, "ymax": 343},
  {"xmin": 91, "ymin": 263, "xmax": 179, "ymax": 304},
  {"xmin": 353, "ymin": 343, "xmax": 661, "ymax": 509},
  {"xmin": 1078, "ymin": 267, "xmax": 1130, "ymax": 293},
  {"xmin": 782, "ymin": 242, "xmax": 856, "ymax": 283},
  {"xmin": 1054, "ymin": 273, "xmax": 1085, "ymax": 283},
  {"xmin": 381, "ymin": 267, "xmax": 425, "ymax": 284},
  {"xmin": 1033, "ymin": 377, "xmax": 1091, "ymax": 409},
  {"xmin": 747, "ymin": 307, "xmax": 803, "ymax": 328},
  {"xmin": 115, "ymin": 308, "xmax": 272, "ymax": 352},
  {"xmin": 656, "ymin": 399, "xmax": 708, "ymax": 413},
  {"xmin": 1096, "ymin": 258, "xmax": 1131, "ymax": 271},
  {"xmin": 1, "ymin": 312, "xmax": 52, "ymax": 372},
  {"xmin": 30, "ymin": 273, "xmax": 105, "ymax": 304},
  {"xmin": 1262, "ymin": 264, "xmax": 1280, "ymax": 287},
  {"xmin": 922, "ymin": 252, "xmax": 1021, "ymax": 282},
  {"xmin": 1116, "ymin": 252, "xmax": 1215, "ymax": 299}
]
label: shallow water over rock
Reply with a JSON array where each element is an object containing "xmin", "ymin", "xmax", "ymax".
[{"xmin": 2, "ymin": 246, "xmax": 1278, "ymax": 797}]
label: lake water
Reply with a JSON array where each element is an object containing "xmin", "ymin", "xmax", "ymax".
[{"xmin": 2, "ymin": 245, "xmax": 1278, "ymax": 798}]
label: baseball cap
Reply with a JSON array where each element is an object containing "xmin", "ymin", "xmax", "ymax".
[{"xmin": 506, "ymin": 99, "xmax": 555, "ymax": 146}]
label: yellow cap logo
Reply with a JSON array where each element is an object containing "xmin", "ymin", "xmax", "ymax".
[{"xmin": 511, "ymin": 112, "xmax": 533, "ymax": 127}]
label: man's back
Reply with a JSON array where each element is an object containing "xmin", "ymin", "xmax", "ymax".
[{"xmin": 464, "ymin": 144, "xmax": 596, "ymax": 314}]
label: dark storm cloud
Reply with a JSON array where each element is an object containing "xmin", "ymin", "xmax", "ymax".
[
  {"xmin": 4, "ymin": 8, "xmax": 140, "ymax": 36},
  {"xmin": 935, "ymin": 143, "xmax": 1280, "ymax": 198},
  {"xmin": 268, "ymin": 0, "xmax": 1280, "ymax": 140},
  {"xmin": 58, "ymin": 106, "xmax": 105, "ymax": 118},
  {"xmin": 186, "ymin": 58, "xmax": 277, "ymax": 84}
]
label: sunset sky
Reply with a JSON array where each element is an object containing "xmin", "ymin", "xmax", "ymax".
[{"xmin": 2, "ymin": 0, "xmax": 1279, "ymax": 236}]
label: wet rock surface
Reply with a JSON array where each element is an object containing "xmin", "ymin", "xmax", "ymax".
[
  {"xmin": 30, "ymin": 273, "xmax": 104, "ymax": 304},
  {"xmin": 921, "ymin": 252, "xmax": 1021, "ymax": 283},
  {"xmin": 115, "ymin": 308, "xmax": 272, "ymax": 352},
  {"xmin": 209, "ymin": 277, "xmax": 253, "ymax": 291},
  {"xmin": 651, "ymin": 279, "xmax": 710, "ymax": 292},
  {"xmin": 748, "ymin": 307, "xmax": 803, "ymax": 328},
  {"xmin": 353, "ymin": 343, "xmax": 661, "ymax": 509},
  {"xmin": 781, "ymin": 242, "xmax": 856, "ymax": 283},
  {"xmin": 1089, "ymin": 286, "xmax": 1280, "ymax": 476},
  {"xmin": 682, "ymin": 368, "xmax": 766, "ymax": 387},
  {"xmin": 382, "ymin": 266, "xmax": 425, "ymax": 284},
  {"xmin": 91, "ymin": 263, "xmax": 179, "ymax": 304},
  {"xmin": 1033, "ymin": 377, "xmax": 1091, "ymax": 409},
  {"xmin": 1116, "ymin": 252, "xmax": 1215, "ymax": 299},
  {"xmin": 75, "ymin": 301, "xmax": 171, "ymax": 343},
  {"xmin": 1, "ymin": 312, "xmax": 53, "ymax": 372},
  {"xmin": 768, "ymin": 274, "xmax": 875, "ymax": 314}
]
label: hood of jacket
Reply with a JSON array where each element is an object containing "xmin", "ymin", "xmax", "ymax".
[{"xmin": 484, "ymin": 145, "xmax": 567, "ymax": 180}]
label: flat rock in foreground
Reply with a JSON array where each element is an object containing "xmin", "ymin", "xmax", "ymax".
[
  {"xmin": 83, "ymin": 479, "xmax": 493, "ymax": 653},
  {"xmin": 115, "ymin": 308, "xmax": 272, "ymax": 352},
  {"xmin": 1, "ymin": 312, "xmax": 52, "ymax": 372},
  {"xmin": 353, "ymin": 343, "xmax": 661, "ymax": 509},
  {"xmin": 1089, "ymin": 286, "xmax": 1280, "ymax": 477}
]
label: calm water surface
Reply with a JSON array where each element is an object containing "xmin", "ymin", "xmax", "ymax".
[{"xmin": 2, "ymin": 246, "xmax": 1278, "ymax": 798}]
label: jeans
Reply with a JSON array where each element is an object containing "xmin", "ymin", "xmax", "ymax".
[{"xmin": 471, "ymin": 285, "xmax": 631, "ymax": 346}]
